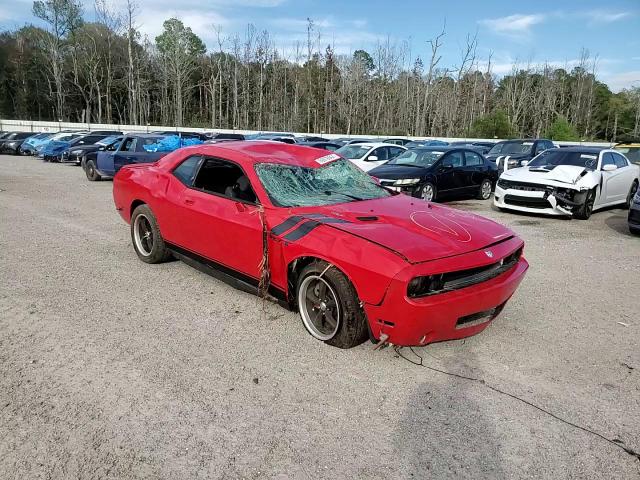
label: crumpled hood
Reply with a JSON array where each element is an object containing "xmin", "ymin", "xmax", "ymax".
[
  {"xmin": 293, "ymin": 195, "xmax": 515, "ymax": 263},
  {"xmin": 502, "ymin": 165, "xmax": 591, "ymax": 186}
]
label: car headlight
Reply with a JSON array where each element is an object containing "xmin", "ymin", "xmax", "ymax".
[
  {"xmin": 507, "ymin": 159, "xmax": 520, "ymax": 166},
  {"xmin": 394, "ymin": 178, "xmax": 420, "ymax": 186}
]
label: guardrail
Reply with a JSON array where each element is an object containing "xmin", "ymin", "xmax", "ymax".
[{"xmin": 0, "ymin": 118, "xmax": 614, "ymax": 147}]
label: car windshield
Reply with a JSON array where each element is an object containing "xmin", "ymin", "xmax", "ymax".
[
  {"xmin": 56, "ymin": 134, "xmax": 81, "ymax": 142},
  {"xmin": 336, "ymin": 145, "xmax": 371, "ymax": 159},
  {"xmin": 255, "ymin": 159, "xmax": 391, "ymax": 207},
  {"xmin": 527, "ymin": 150, "xmax": 598, "ymax": 170},
  {"xmin": 97, "ymin": 136, "xmax": 119, "ymax": 146},
  {"xmin": 488, "ymin": 141, "xmax": 533, "ymax": 155},
  {"xmin": 387, "ymin": 149, "xmax": 443, "ymax": 167}
]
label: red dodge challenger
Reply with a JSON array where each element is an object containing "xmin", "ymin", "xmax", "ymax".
[{"xmin": 113, "ymin": 141, "xmax": 528, "ymax": 348}]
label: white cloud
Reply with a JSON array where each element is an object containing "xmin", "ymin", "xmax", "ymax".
[
  {"xmin": 479, "ymin": 14, "xmax": 545, "ymax": 39},
  {"xmin": 600, "ymin": 70, "xmax": 640, "ymax": 92},
  {"xmin": 582, "ymin": 10, "xmax": 631, "ymax": 24}
]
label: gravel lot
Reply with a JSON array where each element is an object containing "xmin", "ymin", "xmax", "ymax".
[{"xmin": 1, "ymin": 155, "xmax": 639, "ymax": 479}]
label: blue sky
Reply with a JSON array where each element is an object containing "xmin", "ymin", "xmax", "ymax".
[{"xmin": 1, "ymin": 0, "xmax": 639, "ymax": 91}]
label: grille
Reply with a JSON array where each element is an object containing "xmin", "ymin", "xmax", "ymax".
[
  {"xmin": 408, "ymin": 247, "xmax": 523, "ymax": 298},
  {"xmin": 504, "ymin": 194, "xmax": 551, "ymax": 209},
  {"xmin": 497, "ymin": 179, "xmax": 547, "ymax": 192}
]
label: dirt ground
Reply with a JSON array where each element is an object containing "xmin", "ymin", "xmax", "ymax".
[{"xmin": 1, "ymin": 155, "xmax": 639, "ymax": 479}]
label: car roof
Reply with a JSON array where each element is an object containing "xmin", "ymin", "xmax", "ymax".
[
  {"xmin": 547, "ymin": 146, "xmax": 604, "ymax": 154},
  {"xmin": 162, "ymin": 140, "xmax": 343, "ymax": 170},
  {"xmin": 342, "ymin": 142, "xmax": 399, "ymax": 148},
  {"xmin": 411, "ymin": 146, "xmax": 469, "ymax": 152}
]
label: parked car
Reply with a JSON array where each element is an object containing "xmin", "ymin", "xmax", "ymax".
[
  {"xmin": 336, "ymin": 142, "xmax": 406, "ymax": 172},
  {"xmin": 19, "ymin": 132, "xmax": 56, "ymax": 155},
  {"xmin": 112, "ymin": 141, "xmax": 528, "ymax": 348},
  {"xmin": 66, "ymin": 135, "xmax": 122, "ymax": 165},
  {"xmin": 449, "ymin": 141, "xmax": 496, "ymax": 155},
  {"xmin": 369, "ymin": 147, "xmax": 498, "ymax": 201},
  {"xmin": 494, "ymin": 147, "xmax": 640, "ymax": 219},
  {"xmin": 382, "ymin": 138, "xmax": 412, "ymax": 146},
  {"xmin": 0, "ymin": 132, "xmax": 34, "ymax": 154},
  {"xmin": 209, "ymin": 133, "xmax": 245, "ymax": 141},
  {"xmin": 43, "ymin": 132, "xmax": 108, "ymax": 162},
  {"xmin": 629, "ymin": 187, "xmax": 640, "ymax": 234},
  {"xmin": 58, "ymin": 133, "xmax": 123, "ymax": 163},
  {"xmin": 614, "ymin": 142, "xmax": 640, "ymax": 165},
  {"xmin": 404, "ymin": 139, "xmax": 449, "ymax": 149},
  {"xmin": 81, "ymin": 137, "xmax": 122, "ymax": 178},
  {"xmin": 87, "ymin": 134, "xmax": 173, "ymax": 181},
  {"xmin": 296, "ymin": 141, "xmax": 341, "ymax": 151},
  {"xmin": 296, "ymin": 136, "xmax": 330, "ymax": 143},
  {"xmin": 153, "ymin": 130, "xmax": 208, "ymax": 141},
  {"xmin": 485, "ymin": 138, "xmax": 556, "ymax": 171},
  {"xmin": 37, "ymin": 132, "xmax": 88, "ymax": 158},
  {"xmin": 332, "ymin": 138, "xmax": 375, "ymax": 147}
]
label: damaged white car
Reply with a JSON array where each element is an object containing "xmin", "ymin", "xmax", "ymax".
[{"xmin": 494, "ymin": 147, "xmax": 640, "ymax": 219}]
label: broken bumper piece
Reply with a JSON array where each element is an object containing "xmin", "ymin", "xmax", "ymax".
[{"xmin": 494, "ymin": 185, "xmax": 588, "ymax": 216}]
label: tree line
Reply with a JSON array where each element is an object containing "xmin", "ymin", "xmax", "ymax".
[{"xmin": 0, "ymin": 0, "xmax": 639, "ymax": 141}]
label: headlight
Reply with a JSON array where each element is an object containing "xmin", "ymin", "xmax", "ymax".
[
  {"xmin": 407, "ymin": 274, "xmax": 445, "ymax": 298},
  {"xmin": 507, "ymin": 159, "xmax": 520, "ymax": 166},
  {"xmin": 394, "ymin": 178, "xmax": 420, "ymax": 186},
  {"xmin": 497, "ymin": 178, "xmax": 510, "ymax": 189}
]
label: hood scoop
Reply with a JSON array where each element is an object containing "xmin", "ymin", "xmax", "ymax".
[{"xmin": 356, "ymin": 216, "xmax": 379, "ymax": 222}]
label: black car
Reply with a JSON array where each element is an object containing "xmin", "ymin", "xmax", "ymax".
[
  {"xmin": 485, "ymin": 138, "xmax": 556, "ymax": 170},
  {"xmin": 382, "ymin": 138, "xmax": 413, "ymax": 146},
  {"xmin": 449, "ymin": 141, "xmax": 496, "ymax": 155},
  {"xmin": 209, "ymin": 132, "xmax": 245, "ymax": 141},
  {"xmin": 368, "ymin": 146, "xmax": 499, "ymax": 202},
  {"xmin": 332, "ymin": 137, "xmax": 375, "ymax": 147},
  {"xmin": 296, "ymin": 141, "xmax": 341, "ymax": 151},
  {"xmin": 0, "ymin": 132, "xmax": 34, "ymax": 154},
  {"xmin": 64, "ymin": 134, "xmax": 123, "ymax": 165},
  {"xmin": 297, "ymin": 135, "xmax": 330, "ymax": 143}
]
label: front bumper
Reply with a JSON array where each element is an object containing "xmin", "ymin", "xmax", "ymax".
[
  {"xmin": 493, "ymin": 185, "xmax": 584, "ymax": 216},
  {"xmin": 364, "ymin": 237, "xmax": 528, "ymax": 346},
  {"xmin": 629, "ymin": 201, "xmax": 640, "ymax": 230},
  {"xmin": 43, "ymin": 153, "xmax": 63, "ymax": 162}
]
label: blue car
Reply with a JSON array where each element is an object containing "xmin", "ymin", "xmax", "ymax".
[{"xmin": 19, "ymin": 132, "xmax": 56, "ymax": 155}]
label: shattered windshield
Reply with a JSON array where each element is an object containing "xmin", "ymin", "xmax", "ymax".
[
  {"xmin": 488, "ymin": 141, "xmax": 533, "ymax": 155},
  {"xmin": 528, "ymin": 150, "xmax": 598, "ymax": 170},
  {"xmin": 387, "ymin": 149, "xmax": 443, "ymax": 167},
  {"xmin": 336, "ymin": 144, "xmax": 372, "ymax": 159},
  {"xmin": 255, "ymin": 159, "xmax": 391, "ymax": 207}
]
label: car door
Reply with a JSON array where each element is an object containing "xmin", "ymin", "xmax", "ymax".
[
  {"xmin": 600, "ymin": 152, "xmax": 629, "ymax": 204},
  {"xmin": 435, "ymin": 151, "xmax": 464, "ymax": 193},
  {"xmin": 112, "ymin": 137, "xmax": 137, "ymax": 172},
  {"xmin": 362, "ymin": 146, "xmax": 389, "ymax": 171},
  {"xmin": 168, "ymin": 156, "xmax": 264, "ymax": 279},
  {"xmin": 462, "ymin": 150, "xmax": 485, "ymax": 191}
]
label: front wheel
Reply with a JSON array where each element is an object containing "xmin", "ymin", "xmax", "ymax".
[
  {"xmin": 573, "ymin": 189, "xmax": 596, "ymax": 220},
  {"xmin": 296, "ymin": 261, "xmax": 368, "ymax": 349},
  {"xmin": 477, "ymin": 179, "xmax": 493, "ymax": 200},
  {"xmin": 420, "ymin": 182, "xmax": 436, "ymax": 202},
  {"xmin": 85, "ymin": 160, "xmax": 101, "ymax": 181},
  {"xmin": 130, "ymin": 204, "xmax": 172, "ymax": 264}
]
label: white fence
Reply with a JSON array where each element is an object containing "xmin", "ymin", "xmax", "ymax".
[{"xmin": 0, "ymin": 118, "xmax": 613, "ymax": 147}]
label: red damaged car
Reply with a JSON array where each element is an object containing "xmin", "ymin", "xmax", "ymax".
[{"xmin": 113, "ymin": 141, "xmax": 528, "ymax": 348}]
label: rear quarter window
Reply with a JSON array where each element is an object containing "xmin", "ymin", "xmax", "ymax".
[{"xmin": 173, "ymin": 156, "xmax": 202, "ymax": 186}]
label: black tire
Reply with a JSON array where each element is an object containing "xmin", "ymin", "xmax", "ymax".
[
  {"xmin": 296, "ymin": 260, "xmax": 368, "ymax": 349},
  {"xmin": 85, "ymin": 160, "xmax": 101, "ymax": 181},
  {"xmin": 630, "ymin": 226, "xmax": 640, "ymax": 236},
  {"xmin": 625, "ymin": 181, "xmax": 638, "ymax": 209},
  {"xmin": 420, "ymin": 182, "xmax": 437, "ymax": 202},
  {"xmin": 130, "ymin": 204, "xmax": 172, "ymax": 264},
  {"xmin": 573, "ymin": 188, "xmax": 596, "ymax": 220},
  {"xmin": 477, "ymin": 178, "xmax": 493, "ymax": 200}
]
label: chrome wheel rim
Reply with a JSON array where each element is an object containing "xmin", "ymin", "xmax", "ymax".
[
  {"xmin": 133, "ymin": 214, "xmax": 154, "ymax": 256},
  {"xmin": 481, "ymin": 180, "xmax": 492, "ymax": 199},
  {"xmin": 421, "ymin": 184, "xmax": 434, "ymax": 202},
  {"xmin": 298, "ymin": 275, "xmax": 340, "ymax": 341}
]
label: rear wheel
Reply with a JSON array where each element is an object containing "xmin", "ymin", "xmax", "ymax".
[
  {"xmin": 130, "ymin": 204, "xmax": 172, "ymax": 264},
  {"xmin": 85, "ymin": 160, "xmax": 101, "ymax": 181},
  {"xmin": 477, "ymin": 179, "xmax": 493, "ymax": 200},
  {"xmin": 625, "ymin": 181, "xmax": 638, "ymax": 209},
  {"xmin": 296, "ymin": 261, "xmax": 368, "ymax": 349},
  {"xmin": 573, "ymin": 189, "xmax": 596, "ymax": 220}
]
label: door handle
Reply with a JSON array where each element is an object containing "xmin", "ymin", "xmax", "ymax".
[{"xmin": 184, "ymin": 198, "xmax": 195, "ymax": 205}]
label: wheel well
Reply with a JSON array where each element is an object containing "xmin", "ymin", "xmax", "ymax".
[
  {"xmin": 287, "ymin": 256, "xmax": 318, "ymax": 308},
  {"xmin": 130, "ymin": 200, "xmax": 146, "ymax": 218}
]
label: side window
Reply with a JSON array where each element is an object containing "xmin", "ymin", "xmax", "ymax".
[
  {"xmin": 534, "ymin": 142, "xmax": 546, "ymax": 155},
  {"xmin": 464, "ymin": 151, "xmax": 483, "ymax": 166},
  {"xmin": 389, "ymin": 147, "xmax": 405, "ymax": 158},
  {"xmin": 613, "ymin": 153, "xmax": 628, "ymax": 168},
  {"xmin": 81, "ymin": 135, "xmax": 104, "ymax": 144},
  {"xmin": 120, "ymin": 138, "xmax": 136, "ymax": 152},
  {"xmin": 546, "ymin": 141, "xmax": 555, "ymax": 150},
  {"xmin": 172, "ymin": 156, "xmax": 202, "ymax": 186},
  {"xmin": 324, "ymin": 144, "xmax": 338, "ymax": 151},
  {"xmin": 601, "ymin": 152, "xmax": 616, "ymax": 169},
  {"xmin": 443, "ymin": 151, "xmax": 464, "ymax": 168},
  {"xmin": 193, "ymin": 158, "xmax": 257, "ymax": 203},
  {"xmin": 106, "ymin": 141, "xmax": 120, "ymax": 151},
  {"xmin": 368, "ymin": 147, "xmax": 388, "ymax": 161}
]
